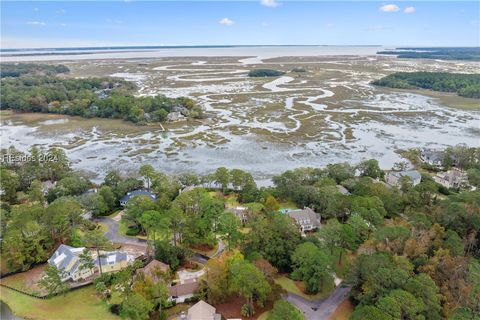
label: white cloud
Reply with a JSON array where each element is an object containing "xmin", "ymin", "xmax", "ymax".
[
  {"xmin": 56, "ymin": 9, "xmax": 66, "ymax": 14},
  {"xmin": 219, "ymin": 18, "xmax": 234, "ymax": 26},
  {"xmin": 26, "ymin": 21, "xmax": 46, "ymax": 26},
  {"xmin": 260, "ymin": 0, "xmax": 279, "ymax": 8},
  {"xmin": 60, "ymin": 23, "xmax": 67, "ymax": 27},
  {"xmin": 261, "ymin": 22, "xmax": 270, "ymax": 27},
  {"xmin": 380, "ymin": 4, "xmax": 400, "ymax": 12},
  {"xmin": 325, "ymin": 23, "xmax": 335, "ymax": 28},
  {"xmin": 404, "ymin": 6, "xmax": 416, "ymax": 14}
]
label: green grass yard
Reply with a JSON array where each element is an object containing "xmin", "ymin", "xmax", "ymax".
[
  {"xmin": 275, "ymin": 276, "xmax": 334, "ymax": 301},
  {"xmin": 0, "ymin": 285, "xmax": 119, "ymax": 320}
]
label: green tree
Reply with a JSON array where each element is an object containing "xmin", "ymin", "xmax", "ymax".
[
  {"xmin": 230, "ymin": 261, "xmax": 272, "ymax": 316},
  {"xmin": 357, "ymin": 159, "xmax": 384, "ymax": 180},
  {"xmin": 44, "ymin": 197, "xmax": 82, "ymax": 241},
  {"xmin": 264, "ymin": 195, "xmax": 280, "ymax": 212},
  {"xmin": 104, "ymin": 170, "xmax": 122, "ymax": 188},
  {"xmin": 120, "ymin": 293, "xmax": 154, "ymax": 320},
  {"xmin": 243, "ymin": 213, "xmax": 301, "ymax": 272},
  {"xmin": 317, "ymin": 219, "xmax": 355, "ymax": 264},
  {"xmin": 326, "ymin": 162, "xmax": 355, "ymax": 184},
  {"xmin": 376, "ymin": 289, "xmax": 425, "ymax": 319},
  {"xmin": 139, "ymin": 210, "xmax": 165, "ymax": 257},
  {"xmin": 139, "ymin": 164, "xmax": 156, "ymax": 190},
  {"xmin": 79, "ymin": 249, "xmax": 95, "ymax": 274},
  {"xmin": 38, "ymin": 265, "xmax": 70, "ymax": 296},
  {"xmin": 404, "ymin": 273, "xmax": 442, "ymax": 320},
  {"xmin": 268, "ymin": 300, "xmax": 304, "ymax": 320},
  {"xmin": 99, "ymin": 185, "xmax": 116, "ymax": 212},
  {"xmin": 214, "ymin": 167, "xmax": 230, "ymax": 192},
  {"xmin": 218, "ymin": 211, "xmax": 242, "ymax": 250},
  {"xmin": 27, "ymin": 179, "xmax": 44, "ymax": 203},
  {"xmin": 0, "ymin": 168, "xmax": 19, "ymax": 202},
  {"xmin": 291, "ymin": 242, "xmax": 334, "ymax": 294},
  {"xmin": 123, "ymin": 196, "xmax": 157, "ymax": 233},
  {"xmin": 351, "ymin": 305, "xmax": 392, "ymax": 320},
  {"xmin": 467, "ymin": 168, "xmax": 480, "ymax": 188}
]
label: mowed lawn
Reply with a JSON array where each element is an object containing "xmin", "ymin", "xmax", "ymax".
[
  {"xmin": 0, "ymin": 285, "xmax": 119, "ymax": 320},
  {"xmin": 275, "ymin": 276, "xmax": 334, "ymax": 301},
  {"xmin": 0, "ymin": 264, "xmax": 47, "ymax": 296}
]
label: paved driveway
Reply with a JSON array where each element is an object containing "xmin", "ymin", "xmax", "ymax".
[
  {"xmin": 284, "ymin": 284, "xmax": 352, "ymax": 320},
  {"xmin": 97, "ymin": 216, "xmax": 147, "ymax": 247}
]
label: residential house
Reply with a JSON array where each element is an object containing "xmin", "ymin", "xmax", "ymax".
[
  {"xmin": 41, "ymin": 180, "xmax": 56, "ymax": 195},
  {"xmin": 186, "ymin": 300, "xmax": 221, "ymax": 320},
  {"xmin": 81, "ymin": 188, "xmax": 98, "ymax": 196},
  {"xmin": 97, "ymin": 251, "xmax": 132, "ymax": 273},
  {"xmin": 285, "ymin": 207, "xmax": 321, "ymax": 233},
  {"xmin": 421, "ymin": 149, "xmax": 444, "ymax": 167},
  {"xmin": 433, "ymin": 168, "xmax": 469, "ymax": 189},
  {"xmin": 48, "ymin": 245, "xmax": 94, "ymax": 282},
  {"xmin": 180, "ymin": 185, "xmax": 197, "ymax": 194},
  {"xmin": 226, "ymin": 206, "xmax": 250, "ymax": 224},
  {"xmin": 169, "ymin": 279, "xmax": 199, "ymax": 303},
  {"xmin": 119, "ymin": 189, "xmax": 157, "ymax": 207},
  {"xmin": 386, "ymin": 170, "xmax": 422, "ymax": 187},
  {"xmin": 136, "ymin": 259, "xmax": 170, "ymax": 280},
  {"xmin": 336, "ymin": 185, "xmax": 351, "ymax": 195}
]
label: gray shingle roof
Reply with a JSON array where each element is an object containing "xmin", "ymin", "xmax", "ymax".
[
  {"xmin": 98, "ymin": 251, "xmax": 128, "ymax": 266},
  {"xmin": 286, "ymin": 207, "xmax": 321, "ymax": 227},
  {"xmin": 390, "ymin": 170, "xmax": 421, "ymax": 181},
  {"xmin": 120, "ymin": 190, "xmax": 157, "ymax": 204},
  {"xmin": 48, "ymin": 244, "xmax": 85, "ymax": 274}
]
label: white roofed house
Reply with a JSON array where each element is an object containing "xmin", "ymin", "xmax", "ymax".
[
  {"xmin": 386, "ymin": 170, "xmax": 422, "ymax": 187},
  {"xmin": 285, "ymin": 207, "xmax": 321, "ymax": 234},
  {"xmin": 47, "ymin": 245, "xmax": 94, "ymax": 282}
]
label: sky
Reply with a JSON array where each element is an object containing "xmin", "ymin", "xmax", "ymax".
[{"xmin": 1, "ymin": 1, "xmax": 479, "ymax": 49}]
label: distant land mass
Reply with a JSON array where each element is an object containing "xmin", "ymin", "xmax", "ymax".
[{"xmin": 377, "ymin": 47, "xmax": 480, "ymax": 61}]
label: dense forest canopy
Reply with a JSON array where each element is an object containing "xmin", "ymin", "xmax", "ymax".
[
  {"xmin": 0, "ymin": 64, "xmax": 202, "ymax": 124},
  {"xmin": 372, "ymin": 72, "xmax": 480, "ymax": 99},
  {"xmin": 1, "ymin": 145, "xmax": 479, "ymax": 319},
  {"xmin": 248, "ymin": 69, "xmax": 286, "ymax": 77},
  {"xmin": 377, "ymin": 47, "xmax": 480, "ymax": 61},
  {"xmin": 0, "ymin": 63, "xmax": 70, "ymax": 78}
]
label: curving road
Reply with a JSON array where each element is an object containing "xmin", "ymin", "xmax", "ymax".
[
  {"xmin": 97, "ymin": 216, "xmax": 225, "ymax": 265},
  {"xmin": 284, "ymin": 284, "xmax": 352, "ymax": 320}
]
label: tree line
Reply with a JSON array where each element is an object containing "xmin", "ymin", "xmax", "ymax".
[
  {"xmin": 0, "ymin": 64, "xmax": 203, "ymax": 124},
  {"xmin": 372, "ymin": 71, "xmax": 480, "ymax": 99},
  {"xmin": 377, "ymin": 47, "xmax": 480, "ymax": 61},
  {"xmin": 0, "ymin": 63, "xmax": 69, "ymax": 78}
]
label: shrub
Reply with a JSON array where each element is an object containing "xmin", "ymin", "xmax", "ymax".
[
  {"xmin": 126, "ymin": 227, "xmax": 140, "ymax": 236},
  {"xmin": 109, "ymin": 304, "xmax": 121, "ymax": 315},
  {"xmin": 248, "ymin": 69, "xmax": 285, "ymax": 77}
]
